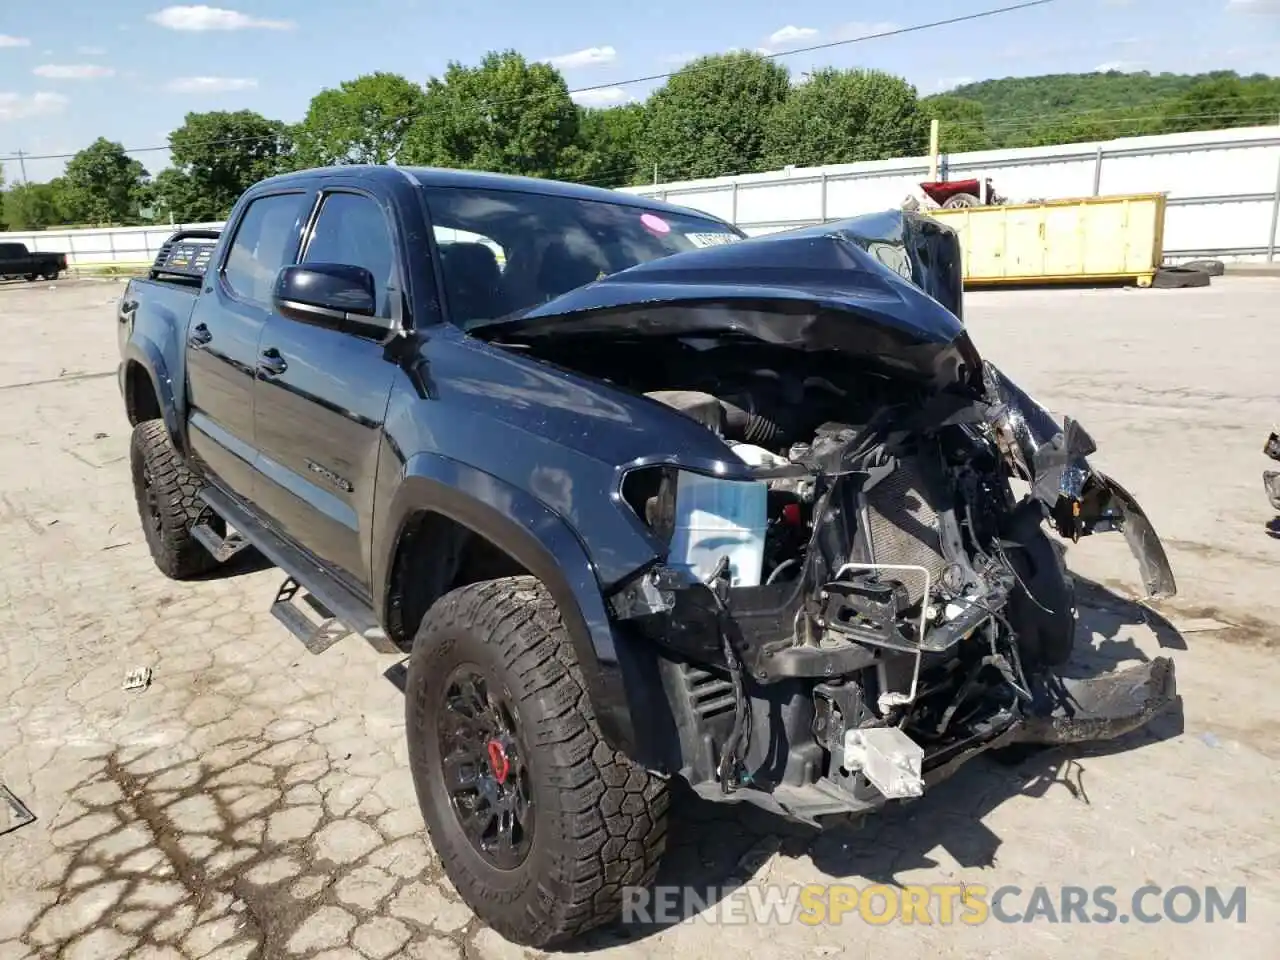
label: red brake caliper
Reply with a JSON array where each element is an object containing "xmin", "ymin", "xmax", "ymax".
[{"xmin": 486, "ymin": 739, "xmax": 510, "ymax": 785}]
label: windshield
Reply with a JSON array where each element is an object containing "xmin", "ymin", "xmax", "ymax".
[{"xmin": 420, "ymin": 186, "xmax": 741, "ymax": 329}]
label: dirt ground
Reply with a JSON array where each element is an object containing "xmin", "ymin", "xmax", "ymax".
[{"xmin": 0, "ymin": 276, "xmax": 1277, "ymax": 959}]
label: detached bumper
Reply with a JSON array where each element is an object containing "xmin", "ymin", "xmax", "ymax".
[
  {"xmin": 922, "ymin": 657, "xmax": 1178, "ymax": 792},
  {"xmin": 1017, "ymin": 656, "xmax": 1178, "ymax": 745}
]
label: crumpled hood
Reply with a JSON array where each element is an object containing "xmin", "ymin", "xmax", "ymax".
[{"xmin": 479, "ymin": 210, "xmax": 979, "ymax": 389}]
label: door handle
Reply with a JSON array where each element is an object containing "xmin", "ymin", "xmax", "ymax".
[
  {"xmin": 258, "ymin": 347, "xmax": 288, "ymax": 377},
  {"xmin": 188, "ymin": 323, "xmax": 212, "ymax": 347}
]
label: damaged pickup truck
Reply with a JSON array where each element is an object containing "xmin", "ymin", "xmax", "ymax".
[{"xmin": 117, "ymin": 166, "xmax": 1178, "ymax": 947}]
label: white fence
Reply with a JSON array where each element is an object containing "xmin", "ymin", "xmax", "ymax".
[
  {"xmin": 0, "ymin": 221, "xmax": 223, "ymax": 270},
  {"xmin": 620, "ymin": 124, "xmax": 1280, "ymax": 262},
  {"xmin": 3, "ymin": 124, "xmax": 1279, "ymax": 268}
]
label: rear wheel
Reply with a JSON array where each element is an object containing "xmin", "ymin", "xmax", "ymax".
[
  {"xmin": 405, "ymin": 576, "xmax": 669, "ymax": 947},
  {"xmin": 130, "ymin": 419, "xmax": 223, "ymax": 579},
  {"xmin": 943, "ymin": 192, "xmax": 981, "ymax": 208},
  {"xmin": 41, "ymin": 268, "xmax": 59, "ymax": 281}
]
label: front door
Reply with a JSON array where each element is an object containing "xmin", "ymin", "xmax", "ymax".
[
  {"xmin": 251, "ymin": 189, "xmax": 403, "ymax": 589},
  {"xmin": 185, "ymin": 190, "xmax": 310, "ymax": 498}
]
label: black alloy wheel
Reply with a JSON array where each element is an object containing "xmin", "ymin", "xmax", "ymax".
[{"xmin": 436, "ymin": 664, "xmax": 535, "ymax": 870}]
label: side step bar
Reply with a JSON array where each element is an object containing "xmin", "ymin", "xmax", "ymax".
[
  {"xmin": 198, "ymin": 486, "xmax": 399, "ymax": 655},
  {"xmin": 190, "ymin": 522, "xmax": 252, "ymax": 563}
]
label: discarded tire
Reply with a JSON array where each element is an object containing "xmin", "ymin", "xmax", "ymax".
[
  {"xmin": 405, "ymin": 575, "xmax": 669, "ymax": 946},
  {"xmin": 943, "ymin": 192, "xmax": 981, "ymax": 208},
  {"xmin": 1151, "ymin": 266, "xmax": 1211, "ymax": 289},
  {"xmin": 1182, "ymin": 259, "xmax": 1225, "ymax": 277}
]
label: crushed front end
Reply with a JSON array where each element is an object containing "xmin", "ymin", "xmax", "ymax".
[
  {"xmin": 607, "ymin": 381, "xmax": 1177, "ymax": 822},
  {"xmin": 482, "ymin": 212, "xmax": 1180, "ymax": 824}
]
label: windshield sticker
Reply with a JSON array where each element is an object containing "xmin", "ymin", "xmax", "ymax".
[
  {"xmin": 640, "ymin": 213, "xmax": 671, "ymax": 235},
  {"xmin": 686, "ymin": 232, "xmax": 740, "ymax": 248}
]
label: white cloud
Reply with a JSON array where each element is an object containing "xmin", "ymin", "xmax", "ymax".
[
  {"xmin": 1227, "ymin": 0, "xmax": 1280, "ymax": 12},
  {"xmin": 33, "ymin": 64, "xmax": 116, "ymax": 79},
  {"xmin": 76, "ymin": 46, "xmax": 108, "ymax": 55},
  {"xmin": 544, "ymin": 46, "xmax": 617, "ymax": 69},
  {"xmin": 571, "ymin": 86, "xmax": 632, "ymax": 107},
  {"xmin": 834, "ymin": 21, "xmax": 901, "ymax": 41},
  {"xmin": 167, "ymin": 76, "xmax": 258, "ymax": 93},
  {"xmin": 662, "ymin": 51, "xmax": 699, "ymax": 66},
  {"xmin": 0, "ymin": 92, "xmax": 70, "ymax": 121},
  {"xmin": 768, "ymin": 25, "xmax": 818, "ymax": 46},
  {"xmin": 1094, "ymin": 60, "xmax": 1144, "ymax": 72},
  {"xmin": 936, "ymin": 76, "xmax": 975, "ymax": 92},
  {"xmin": 0, "ymin": 35, "xmax": 32, "ymax": 47},
  {"xmin": 148, "ymin": 5, "xmax": 295, "ymax": 31}
]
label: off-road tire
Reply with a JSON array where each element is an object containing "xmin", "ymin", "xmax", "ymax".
[
  {"xmin": 405, "ymin": 576, "xmax": 669, "ymax": 947},
  {"xmin": 129, "ymin": 419, "xmax": 222, "ymax": 579}
]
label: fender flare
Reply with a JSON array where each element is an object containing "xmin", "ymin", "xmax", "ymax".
[
  {"xmin": 122, "ymin": 338, "xmax": 187, "ymax": 456},
  {"xmin": 377, "ymin": 453, "xmax": 657, "ymax": 759}
]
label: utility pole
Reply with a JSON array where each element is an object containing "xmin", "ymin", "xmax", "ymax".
[
  {"xmin": 927, "ymin": 119, "xmax": 940, "ymax": 182},
  {"xmin": 15, "ymin": 148, "xmax": 28, "ymax": 184},
  {"xmin": 653, "ymin": 163, "xmax": 658, "ymax": 186}
]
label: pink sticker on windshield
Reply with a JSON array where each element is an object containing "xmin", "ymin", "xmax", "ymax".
[{"xmin": 640, "ymin": 213, "xmax": 671, "ymax": 235}]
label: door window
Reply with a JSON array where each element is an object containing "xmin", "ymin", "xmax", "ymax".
[
  {"xmin": 221, "ymin": 193, "xmax": 306, "ymax": 306},
  {"xmin": 303, "ymin": 192, "xmax": 398, "ymax": 320}
]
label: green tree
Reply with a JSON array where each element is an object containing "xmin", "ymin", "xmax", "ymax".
[
  {"xmin": 921, "ymin": 95, "xmax": 996, "ymax": 153},
  {"xmin": 296, "ymin": 72, "xmax": 427, "ymax": 166},
  {"xmin": 1159, "ymin": 75, "xmax": 1280, "ymax": 134},
  {"xmin": 164, "ymin": 110, "xmax": 294, "ymax": 220},
  {"xmin": 764, "ymin": 68, "xmax": 929, "ymax": 167},
  {"xmin": 3, "ymin": 181, "xmax": 64, "ymax": 230},
  {"xmin": 61, "ymin": 138, "xmax": 149, "ymax": 224},
  {"xmin": 566, "ymin": 103, "xmax": 647, "ymax": 187},
  {"xmin": 151, "ymin": 168, "xmax": 202, "ymax": 224},
  {"xmin": 639, "ymin": 52, "xmax": 790, "ymax": 181},
  {"xmin": 401, "ymin": 50, "xmax": 581, "ymax": 179}
]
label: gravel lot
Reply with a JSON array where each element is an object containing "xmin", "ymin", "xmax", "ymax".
[{"xmin": 1, "ymin": 276, "xmax": 1277, "ymax": 959}]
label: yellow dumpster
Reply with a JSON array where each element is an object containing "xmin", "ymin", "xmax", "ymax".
[{"xmin": 927, "ymin": 192, "xmax": 1167, "ymax": 287}]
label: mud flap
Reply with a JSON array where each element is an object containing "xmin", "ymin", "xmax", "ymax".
[{"xmin": 1017, "ymin": 657, "xmax": 1178, "ymax": 745}]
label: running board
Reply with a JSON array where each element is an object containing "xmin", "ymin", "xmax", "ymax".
[
  {"xmin": 198, "ymin": 485, "xmax": 399, "ymax": 655},
  {"xmin": 272, "ymin": 577, "xmax": 351, "ymax": 654},
  {"xmin": 191, "ymin": 521, "xmax": 252, "ymax": 563}
]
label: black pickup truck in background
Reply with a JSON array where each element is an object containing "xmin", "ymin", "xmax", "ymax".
[
  {"xmin": 116, "ymin": 164, "xmax": 1179, "ymax": 946},
  {"xmin": 0, "ymin": 242, "xmax": 66, "ymax": 281}
]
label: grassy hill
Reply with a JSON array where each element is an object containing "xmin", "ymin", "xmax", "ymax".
[{"xmin": 923, "ymin": 70, "xmax": 1280, "ymax": 150}]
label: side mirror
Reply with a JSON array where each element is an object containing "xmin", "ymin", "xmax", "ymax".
[{"xmin": 273, "ymin": 263, "xmax": 377, "ymax": 329}]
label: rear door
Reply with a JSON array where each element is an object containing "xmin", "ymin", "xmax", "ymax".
[
  {"xmin": 185, "ymin": 189, "xmax": 310, "ymax": 498},
  {"xmin": 250, "ymin": 187, "xmax": 404, "ymax": 588}
]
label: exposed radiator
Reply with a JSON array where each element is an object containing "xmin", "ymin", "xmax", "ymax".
[{"xmin": 862, "ymin": 459, "xmax": 948, "ymax": 607}]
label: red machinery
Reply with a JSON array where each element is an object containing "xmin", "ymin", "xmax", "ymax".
[{"xmin": 919, "ymin": 178, "xmax": 1003, "ymax": 208}]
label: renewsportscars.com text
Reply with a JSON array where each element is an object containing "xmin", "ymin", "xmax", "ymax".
[{"xmin": 621, "ymin": 883, "xmax": 1247, "ymax": 926}]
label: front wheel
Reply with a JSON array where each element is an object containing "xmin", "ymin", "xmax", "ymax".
[{"xmin": 405, "ymin": 576, "xmax": 669, "ymax": 947}]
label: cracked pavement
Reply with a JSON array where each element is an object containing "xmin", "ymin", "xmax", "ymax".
[{"xmin": 1, "ymin": 276, "xmax": 1278, "ymax": 958}]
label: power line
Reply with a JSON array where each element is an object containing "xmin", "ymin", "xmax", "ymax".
[{"xmin": 0, "ymin": 0, "xmax": 1058, "ymax": 165}]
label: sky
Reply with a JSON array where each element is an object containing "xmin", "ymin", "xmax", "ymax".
[{"xmin": 0, "ymin": 0, "xmax": 1277, "ymax": 183}]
